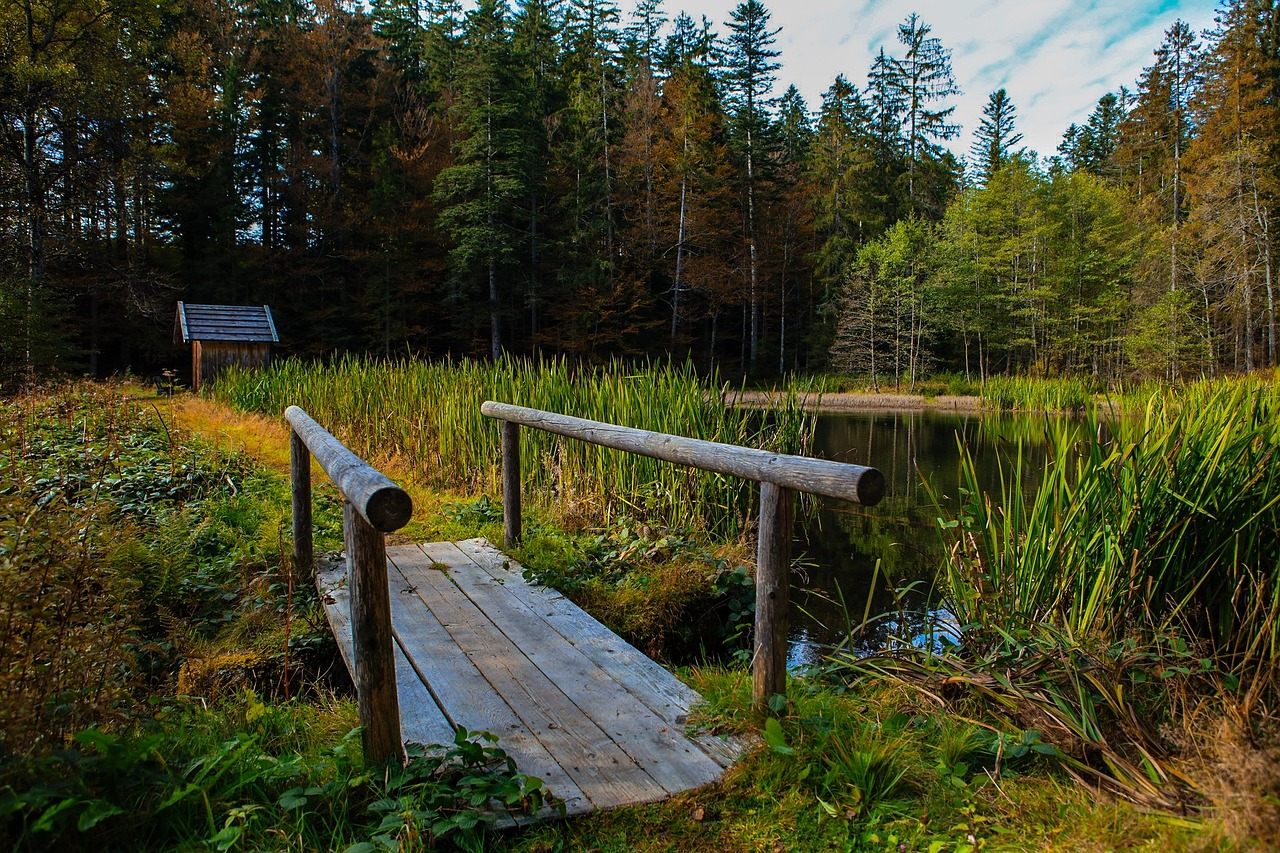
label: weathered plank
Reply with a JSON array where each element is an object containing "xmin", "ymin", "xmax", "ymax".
[
  {"xmin": 381, "ymin": 555, "xmax": 593, "ymax": 816},
  {"xmin": 451, "ymin": 539, "xmax": 747, "ymax": 768},
  {"xmin": 481, "ymin": 400, "xmax": 886, "ymax": 505},
  {"xmin": 417, "ymin": 542, "xmax": 725, "ymax": 792},
  {"xmin": 318, "ymin": 557, "xmax": 452, "ymax": 747},
  {"xmin": 394, "ymin": 548, "xmax": 671, "ymax": 809},
  {"xmin": 317, "ymin": 558, "xmax": 356, "ymax": 676}
]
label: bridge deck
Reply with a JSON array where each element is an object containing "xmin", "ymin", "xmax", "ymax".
[{"xmin": 318, "ymin": 538, "xmax": 746, "ymax": 820}]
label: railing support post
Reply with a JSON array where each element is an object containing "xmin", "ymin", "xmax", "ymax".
[
  {"xmin": 502, "ymin": 420, "xmax": 522, "ymax": 549},
  {"xmin": 345, "ymin": 501, "xmax": 404, "ymax": 767},
  {"xmin": 290, "ymin": 429, "xmax": 313, "ymax": 573},
  {"xmin": 753, "ymin": 481, "xmax": 793, "ymax": 714}
]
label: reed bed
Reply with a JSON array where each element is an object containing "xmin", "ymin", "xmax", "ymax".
[
  {"xmin": 212, "ymin": 357, "xmax": 812, "ymax": 538},
  {"xmin": 947, "ymin": 377, "xmax": 1280, "ymax": 665},
  {"xmin": 979, "ymin": 374, "xmax": 1101, "ymax": 412},
  {"xmin": 839, "ymin": 377, "xmax": 1280, "ymax": 810}
]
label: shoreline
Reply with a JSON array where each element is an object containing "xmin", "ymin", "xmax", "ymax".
[{"xmin": 725, "ymin": 389, "xmax": 984, "ymax": 413}]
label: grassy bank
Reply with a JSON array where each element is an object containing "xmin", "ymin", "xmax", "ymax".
[
  {"xmin": 0, "ymin": 384, "xmax": 545, "ymax": 850},
  {"xmin": 779, "ymin": 371, "xmax": 1268, "ymax": 413},
  {"xmin": 838, "ymin": 377, "xmax": 1280, "ymax": 842},
  {"xmin": 6, "ymin": 375, "xmax": 1276, "ymax": 849}
]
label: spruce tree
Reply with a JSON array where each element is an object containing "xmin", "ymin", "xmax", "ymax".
[
  {"xmin": 434, "ymin": 0, "xmax": 529, "ymax": 359},
  {"xmin": 970, "ymin": 88, "xmax": 1023, "ymax": 186},
  {"xmin": 722, "ymin": 0, "xmax": 780, "ymax": 368},
  {"xmin": 889, "ymin": 13, "xmax": 961, "ymax": 217}
]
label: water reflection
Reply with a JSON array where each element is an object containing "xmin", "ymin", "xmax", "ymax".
[{"xmin": 789, "ymin": 409, "xmax": 1058, "ymax": 666}]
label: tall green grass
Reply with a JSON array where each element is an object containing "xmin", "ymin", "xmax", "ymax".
[
  {"xmin": 944, "ymin": 377, "xmax": 1280, "ymax": 679},
  {"xmin": 212, "ymin": 357, "xmax": 813, "ymax": 537},
  {"xmin": 979, "ymin": 375, "xmax": 1101, "ymax": 412},
  {"xmin": 838, "ymin": 377, "xmax": 1280, "ymax": 809}
]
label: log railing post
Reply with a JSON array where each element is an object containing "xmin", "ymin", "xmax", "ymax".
[
  {"xmin": 502, "ymin": 420, "xmax": 522, "ymax": 549},
  {"xmin": 285, "ymin": 406, "xmax": 410, "ymax": 768},
  {"xmin": 345, "ymin": 500, "xmax": 404, "ymax": 767},
  {"xmin": 753, "ymin": 481, "xmax": 793, "ymax": 714},
  {"xmin": 290, "ymin": 429, "xmax": 313, "ymax": 574}
]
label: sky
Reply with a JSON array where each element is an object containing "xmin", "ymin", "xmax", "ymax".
[{"xmin": 622, "ymin": 0, "xmax": 1222, "ymax": 164}]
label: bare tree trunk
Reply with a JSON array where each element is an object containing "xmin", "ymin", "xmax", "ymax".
[{"xmin": 672, "ymin": 134, "xmax": 689, "ymax": 342}]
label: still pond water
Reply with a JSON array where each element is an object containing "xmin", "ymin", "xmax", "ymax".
[{"xmin": 788, "ymin": 408, "xmax": 1057, "ymax": 666}]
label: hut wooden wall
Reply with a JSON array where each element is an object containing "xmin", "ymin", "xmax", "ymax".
[{"xmin": 192, "ymin": 341, "xmax": 271, "ymax": 391}]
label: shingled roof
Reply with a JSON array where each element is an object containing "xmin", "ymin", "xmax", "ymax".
[{"xmin": 175, "ymin": 303, "xmax": 279, "ymax": 344}]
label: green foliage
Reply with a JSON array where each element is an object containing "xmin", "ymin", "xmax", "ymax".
[
  {"xmin": 1, "ymin": 707, "xmax": 551, "ymax": 852},
  {"xmin": 948, "ymin": 378, "xmax": 1280, "ymax": 651},
  {"xmin": 822, "ymin": 377, "xmax": 1280, "ymax": 811},
  {"xmin": 517, "ymin": 515, "xmax": 756, "ymax": 661}
]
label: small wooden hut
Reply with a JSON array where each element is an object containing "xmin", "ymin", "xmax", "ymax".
[{"xmin": 175, "ymin": 302, "xmax": 279, "ymax": 392}]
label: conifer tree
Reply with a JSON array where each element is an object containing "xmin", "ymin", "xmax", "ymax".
[
  {"xmin": 810, "ymin": 75, "xmax": 877, "ymax": 315},
  {"xmin": 970, "ymin": 88, "xmax": 1023, "ymax": 186},
  {"xmin": 722, "ymin": 0, "xmax": 780, "ymax": 367},
  {"xmin": 1059, "ymin": 92, "xmax": 1125, "ymax": 177},
  {"xmin": 889, "ymin": 13, "xmax": 961, "ymax": 217},
  {"xmin": 434, "ymin": 0, "xmax": 529, "ymax": 358},
  {"xmin": 655, "ymin": 12, "xmax": 728, "ymax": 351},
  {"xmin": 512, "ymin": 0, "xmax": 563, "ymax": 345},
  {"xmin": 865, "ymin": 47, "xmax": 907, "ymax": 226},
  {"xmin": 1116, "ymin": 20, "xmax": 1201, "ymax": 378},
  {"xmin": 771, "ymin": 84, "xmax": 813, "ymax": 372}
]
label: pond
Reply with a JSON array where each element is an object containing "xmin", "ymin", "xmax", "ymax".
[{"xmin": 788, "ymin": 408, "xmax": 1058, "ymax": 666}]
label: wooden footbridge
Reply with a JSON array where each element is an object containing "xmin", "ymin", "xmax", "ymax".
[{"xmin": 286, "ymin": 402, "xmax": 883, "ymax": 821}]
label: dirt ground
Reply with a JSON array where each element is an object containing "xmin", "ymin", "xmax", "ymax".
[{"xmin": 725, "ymin": 389, "xmax": 983, "ymax": 412}]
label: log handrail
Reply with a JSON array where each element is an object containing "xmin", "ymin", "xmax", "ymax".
[
  {"xmin": 480, "ymin": 400, "xmax": 885, "ymax": 714},
  {"xmin": 480, "ymin": 401, "xmax": 885, "ymax": 505},
  {"xmin": 286, "ymin": 405, "xmax": 410, "ymax": 767}
]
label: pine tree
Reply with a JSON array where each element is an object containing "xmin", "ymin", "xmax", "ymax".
[
  {"xmin": 1059, "ymin": 92, "xmax": 1125, "ymax": 177},
  {"xmin": 889, "ymin": 13, "xmax": 961, "ymax": 217},
  {"xmin": 770, "ymin": 84, "xmax": 812, "ymax": 372},
  {"xmin": 969, "ymin": 88, "xmax": 1023, "ymax": 185},
  {"xmin": 865, "ymin": 47, "xmax": 907, "ymax": 227},
  {"xmin": 434, "ymin": 0, "xmax": 529, "ymax": 359},
  {"xmin": 1116, "ymin": 20, "xmax": 1201, "ymax": 378},
  {"xmin": 552, "ymin": 0, "xmax": 626, "ymax": 355},
  {"xmin": 722, "ymin": 0, "xmax": 780, "ymax": 368},
  {"xmin": 655, "ymin": 12, "xmax": 732, "ymax": 356},
  {"xmin": 1187, "ymin": 0, "xmax": 1280, "ymax": 370},
  {"xmin": 810, "ymin": 75, "xmax": 877, "ymax": 312},
  {"xmin": 511, "ymin": 0, "xmax": 563, "ymax": 346}
]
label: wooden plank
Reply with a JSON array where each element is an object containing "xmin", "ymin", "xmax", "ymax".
[
  {"xmin": 382, "ymin": 556, "xmax": 592, "ymax": 816},
  {"xmin": 452, "ymin": 539, "xmax": 748, "ymax": 768},
  {"xmin": 481, "ymin": 401, "xmax": 886, "ymax": 506},
  {"xmin": 392, "ymin": 638, "xmax": 457, "ymax": 749},
  {"xmin": 317, "ymin": 558, "xmax": 355, "ymax": 676},
  {"xmin": 393, "ymin": 548, "xmax": 671, "ymax": 809},
  {"xmin": 318, "ymin": 559, "xmax": 455, "ymax": 749},
  {"xmin": 418, "ymin": 542, "xmax": 726, "ymax": 792}
]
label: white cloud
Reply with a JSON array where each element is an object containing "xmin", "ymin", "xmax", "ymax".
[{"xmin": 623, "ymin": 0, "xmax": 1220, "ymax": 164}]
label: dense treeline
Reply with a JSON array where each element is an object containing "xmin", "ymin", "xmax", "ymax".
[{"xmin": 0, "ymin": 0, "xmax": 1277, "ymax": 383}]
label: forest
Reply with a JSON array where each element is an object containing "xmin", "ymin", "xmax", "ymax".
[{"xmin": 1, "ymin": 0, "xmax": 1277, "ymax": 384}]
